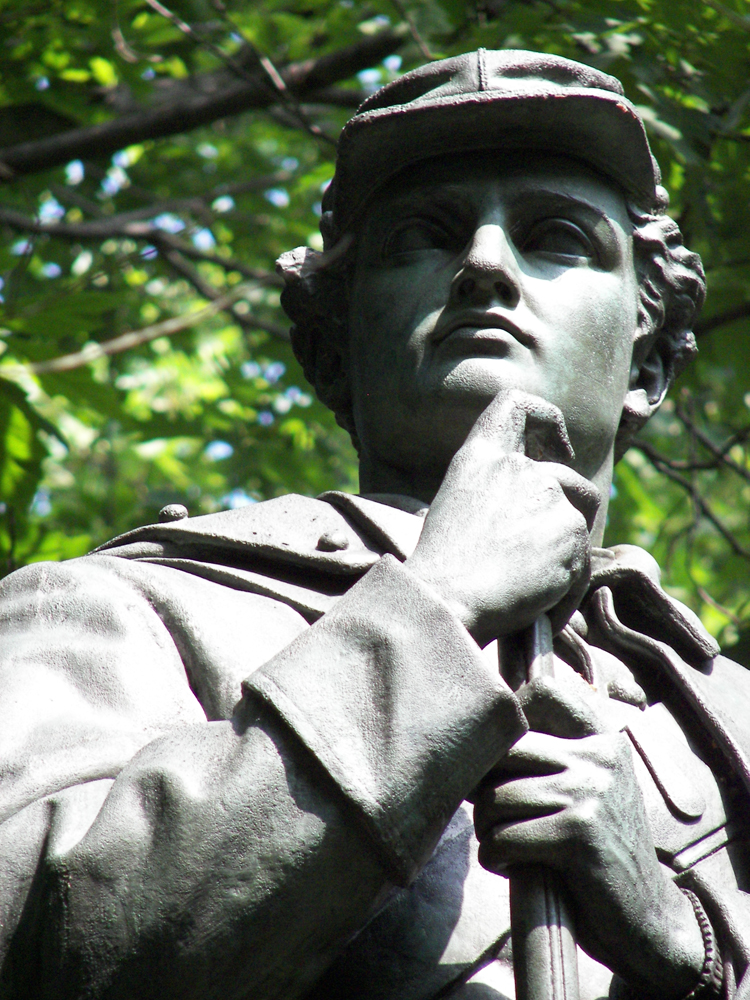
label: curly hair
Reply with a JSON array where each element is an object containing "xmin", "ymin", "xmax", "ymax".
[
  {"xmin": 278, "ymin": 189, "xmax": 706, "ymax": 459},
  {"xmin": 277, "ymin": 240, "xmax": 360, "ymax": 443},
  {"xmin": 615, "ymin": 195, "xmax": 706, "ymax": 457}
]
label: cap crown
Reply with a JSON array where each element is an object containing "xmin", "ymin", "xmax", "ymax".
[{"xmin": 359, "ymin": 49, "xmax": 625, "ymax": 111}]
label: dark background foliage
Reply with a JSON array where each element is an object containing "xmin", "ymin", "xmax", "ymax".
[{"xmin": 3, "ymin": 0, "xmax": 750, "ymax": 656}]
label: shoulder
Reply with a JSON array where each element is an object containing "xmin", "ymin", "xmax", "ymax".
[{"xmin": 95, "ymin": 494, "xmax": 383, "ymax": 576}]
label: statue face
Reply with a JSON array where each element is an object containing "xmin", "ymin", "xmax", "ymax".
[{"xmin": 347, "ymin": 151, "xmax": 640, "ymax": 498}]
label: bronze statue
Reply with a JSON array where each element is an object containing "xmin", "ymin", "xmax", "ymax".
[{"xmin": 0, "ymin": 49, "xmax": 746, "ymax": 1000}]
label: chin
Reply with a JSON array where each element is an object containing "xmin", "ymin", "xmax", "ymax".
[
  {"xmin": 432, "ymin": 361, "xmax": 542, "ymax": 411},
  {"xmin": 436, "ymin": 355, "xmax": 531, "ymax": 386}
]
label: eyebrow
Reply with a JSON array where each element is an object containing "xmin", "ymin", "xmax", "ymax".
[{"xmin": 506, "ymin": 186, "xmax": 616, "ymax": 221}]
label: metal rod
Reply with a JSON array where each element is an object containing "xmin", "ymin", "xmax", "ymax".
[{"xmin": 505, "ymin": 614, "xmax": 580, "ymax": 1000}]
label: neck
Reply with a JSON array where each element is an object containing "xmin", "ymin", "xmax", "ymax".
[
  {"xmin": 358, "ymin": 451, "xmax": 449, "ymax": 507},
  {"xmin": 588, "ymin": 459, "xmax": 612, "ymax": 547}
]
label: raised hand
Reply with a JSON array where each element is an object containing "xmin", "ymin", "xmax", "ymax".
[{"xmin": 405, "ymin": 389, "xmax": 600, "ymax": 647}]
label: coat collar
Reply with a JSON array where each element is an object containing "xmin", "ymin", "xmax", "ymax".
[
  {"xmin": 319, "ymin": 491, "xmax": 427, "ymax": 560},
  {"xmin": 588, "ymin": 544, "xmax": 719, "ymax": 665},
  {"xmin": 94, "ymin": 491, "xmax": 718, "ymax": 664},
  {"xmin": 93, "ymin": 493, "xmax": 387, "ymax": 576}
]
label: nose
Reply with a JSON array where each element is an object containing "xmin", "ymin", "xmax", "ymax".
[{"xmin": 450, "ymin": 224, "xmax": 521, "ymax": 309}]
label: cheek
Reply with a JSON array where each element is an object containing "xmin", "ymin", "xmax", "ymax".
[
  {"xmin": 557, "ymin": 273, "xmax": 638, "ymax": 382},
  {"xmin": 349, "ymin": 277, "xmax": 408, "ymax": 390},
  {"xmin": 349, "ymin": 265, "xmax": 452, "ymax": 380},
  {"xmin": 539, "ymin": 271, "xmax": 639, "ymax": 462}
]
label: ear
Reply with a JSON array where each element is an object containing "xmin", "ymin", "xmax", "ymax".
[
  {"xmin": 615, "ymin": 333, "xmax": 670, "ymax": 461},
  {"xmin": 625, "ymin": 333, "xmax": 670, "ymax": 421}
]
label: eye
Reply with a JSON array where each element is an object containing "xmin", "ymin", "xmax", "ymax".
[
  {"xmin": 520, "ymin": 218, "xmax": 595, "ymax": 261},
  {"xmin": 384, "ymin": 217, "xmax": 460, "ymax": 258}
]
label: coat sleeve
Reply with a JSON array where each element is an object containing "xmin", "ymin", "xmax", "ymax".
[{"xmin": 0, "ymin": 553, "xmax": 525, "ymax": 1000}]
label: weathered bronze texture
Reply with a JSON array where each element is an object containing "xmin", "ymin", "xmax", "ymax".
[{"xmin": 0, "ymin": 48, "xmax": 746, "ymax": 1000}]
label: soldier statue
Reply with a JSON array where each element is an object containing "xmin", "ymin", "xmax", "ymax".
[{"xmin": 0, "ymin": 49, "xmax": 747, "ymax": 1000}]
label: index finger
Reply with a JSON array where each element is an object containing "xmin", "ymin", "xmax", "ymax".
[
  {"xmin": 538, "ymin": 463, "xmax": 601, "ymax": 531},
  {"xmin": 468, "ymin": 389, "xmax": 575, "ymax": 463}
]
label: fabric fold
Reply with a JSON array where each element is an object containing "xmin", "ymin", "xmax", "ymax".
[{"xmin": 245, "ymin": 554, "xmax": 527, "ymax": 883}]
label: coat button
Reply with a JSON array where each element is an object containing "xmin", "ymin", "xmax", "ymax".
[
  {"xmin": 158, "ymin": 503, "xmax": 189, "ymax": 523},
  {"xmin": 316, "ymin": 530, "xmax": 349, "ymax": 552}
]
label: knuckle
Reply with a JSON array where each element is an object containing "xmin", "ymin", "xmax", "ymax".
[
  {"xmin": 505, "ymin": 451, "xmax": 530, "ymax": 469},
  {"xmin": 462, "ymin": 437, "xmax": 497, "ymax": 467},
  {"xmin": 527, "ymin": 675, "xmax": 560, "ymax": 700},
  {"xmin": 579, "ymin": 738, "xmax": 623, "ymax": 785},
  {"xmin": 610, "ymin": 734, "xmax": 635, "ymax": 772},
  {"xmin": 526, "ymin": 475, "xmax": 563, "ymax": 510},
  {"xmin": 564, "ymin": 807, "xmax": 589, "ymax": 842},
  {"xmin": 499, "ymin": 452, "xmax": 533, "ymax": 477},
  {"xmin": 570, "ymin": 515, "xmax": 591, "ymax": 547},
  {"xmin": 587, "ymin": 482, "xmax": 602, "ymax": 508},
  {"xmin": 537, "ymin": 468, "xmax": 564, "ymax": 490},
  {"xmin": 507, "ymin": 387, "xmax": 531, "ymax": 409},
  {"xmin": 596, "ymin": 733, "xmax": 627, "ymax": 769},
  {"xmin": 477, "ymin": 838, "xmax": 509, "ymax": 873},
  {"xmin": 522, "ymin": 677, "xmax": 564, "ymax": 715}
]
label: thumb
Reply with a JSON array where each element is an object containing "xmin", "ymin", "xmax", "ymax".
[{"xmin": 519, "ymin": 675, "xmax": 605, "ymax": 738}]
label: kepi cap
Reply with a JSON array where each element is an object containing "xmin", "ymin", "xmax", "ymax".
[{"xmin": 321, "ymin": 48, "xmax": 662, "ymax": 248}]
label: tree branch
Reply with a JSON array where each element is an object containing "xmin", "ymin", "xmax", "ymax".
[
  {"xmin": 635, "ymin": 440, "xmax": 750, "ymax": 560},
  {"xmin": 675, "ymin": 402, "xmax": 750, "ymax": 484},
  {"xmin": 142, "ymin": 0, "xmax": 337, "ymax": 146},
  {"xmin": 50, "ymin": 168, "xmax": 295, "ymax": 225},
  {"xmin": 702, "ymin": 0, "xmax": 750, "ymax": 32},
  {"xmin": 302, "ymin": 87, "xmax": 367, "ymax": 108},
  {"xmin": 694, "ymin": 302, "xmax": 750, "ymax": 337},
  {"xmin": 0, "ymin": 205, "xmax": 290, "ymax": 340},
  {"xmin": 0, "ymin": 205, "xmax": 282, "ymax": 286},
  {"xmin": 0, "ymin": 284, "xmax": 256, "ymax": 375},
  {"xmin": 389, "ymin": 0, "xmax": 436, "ymax": 61},
  {"xmin": 147, "ymin": 234, "xmax": 289, "ymax": 340},
  {"xmin": 150, "ymin": 235, "xmax": 225, "ymax": 301},
  {"xmin": 0, "ymin": 28, "xmax": 406, "ymax": 180},
  {"xmin": 153, "ymin": 232, "xmax": 282, "ymax": 286}
]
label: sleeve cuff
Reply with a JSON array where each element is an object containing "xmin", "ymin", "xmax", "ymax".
[{"xmin": 244, "ymin": 554, "xmax": 526, "ymax": 884}]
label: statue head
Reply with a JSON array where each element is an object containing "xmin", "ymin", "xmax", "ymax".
[{"xmin": 278, "ymin": 50, "xmax": 705, "ymax": 499}]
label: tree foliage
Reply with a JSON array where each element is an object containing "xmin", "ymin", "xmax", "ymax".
[{"xmin": 3, "ymin": 0, "xmax": 750, "ymax": 656}]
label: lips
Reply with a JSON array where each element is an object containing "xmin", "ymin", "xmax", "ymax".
[{"xmin": 433, "ymin": 310, "xmax": 535, "ymax": 349}]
